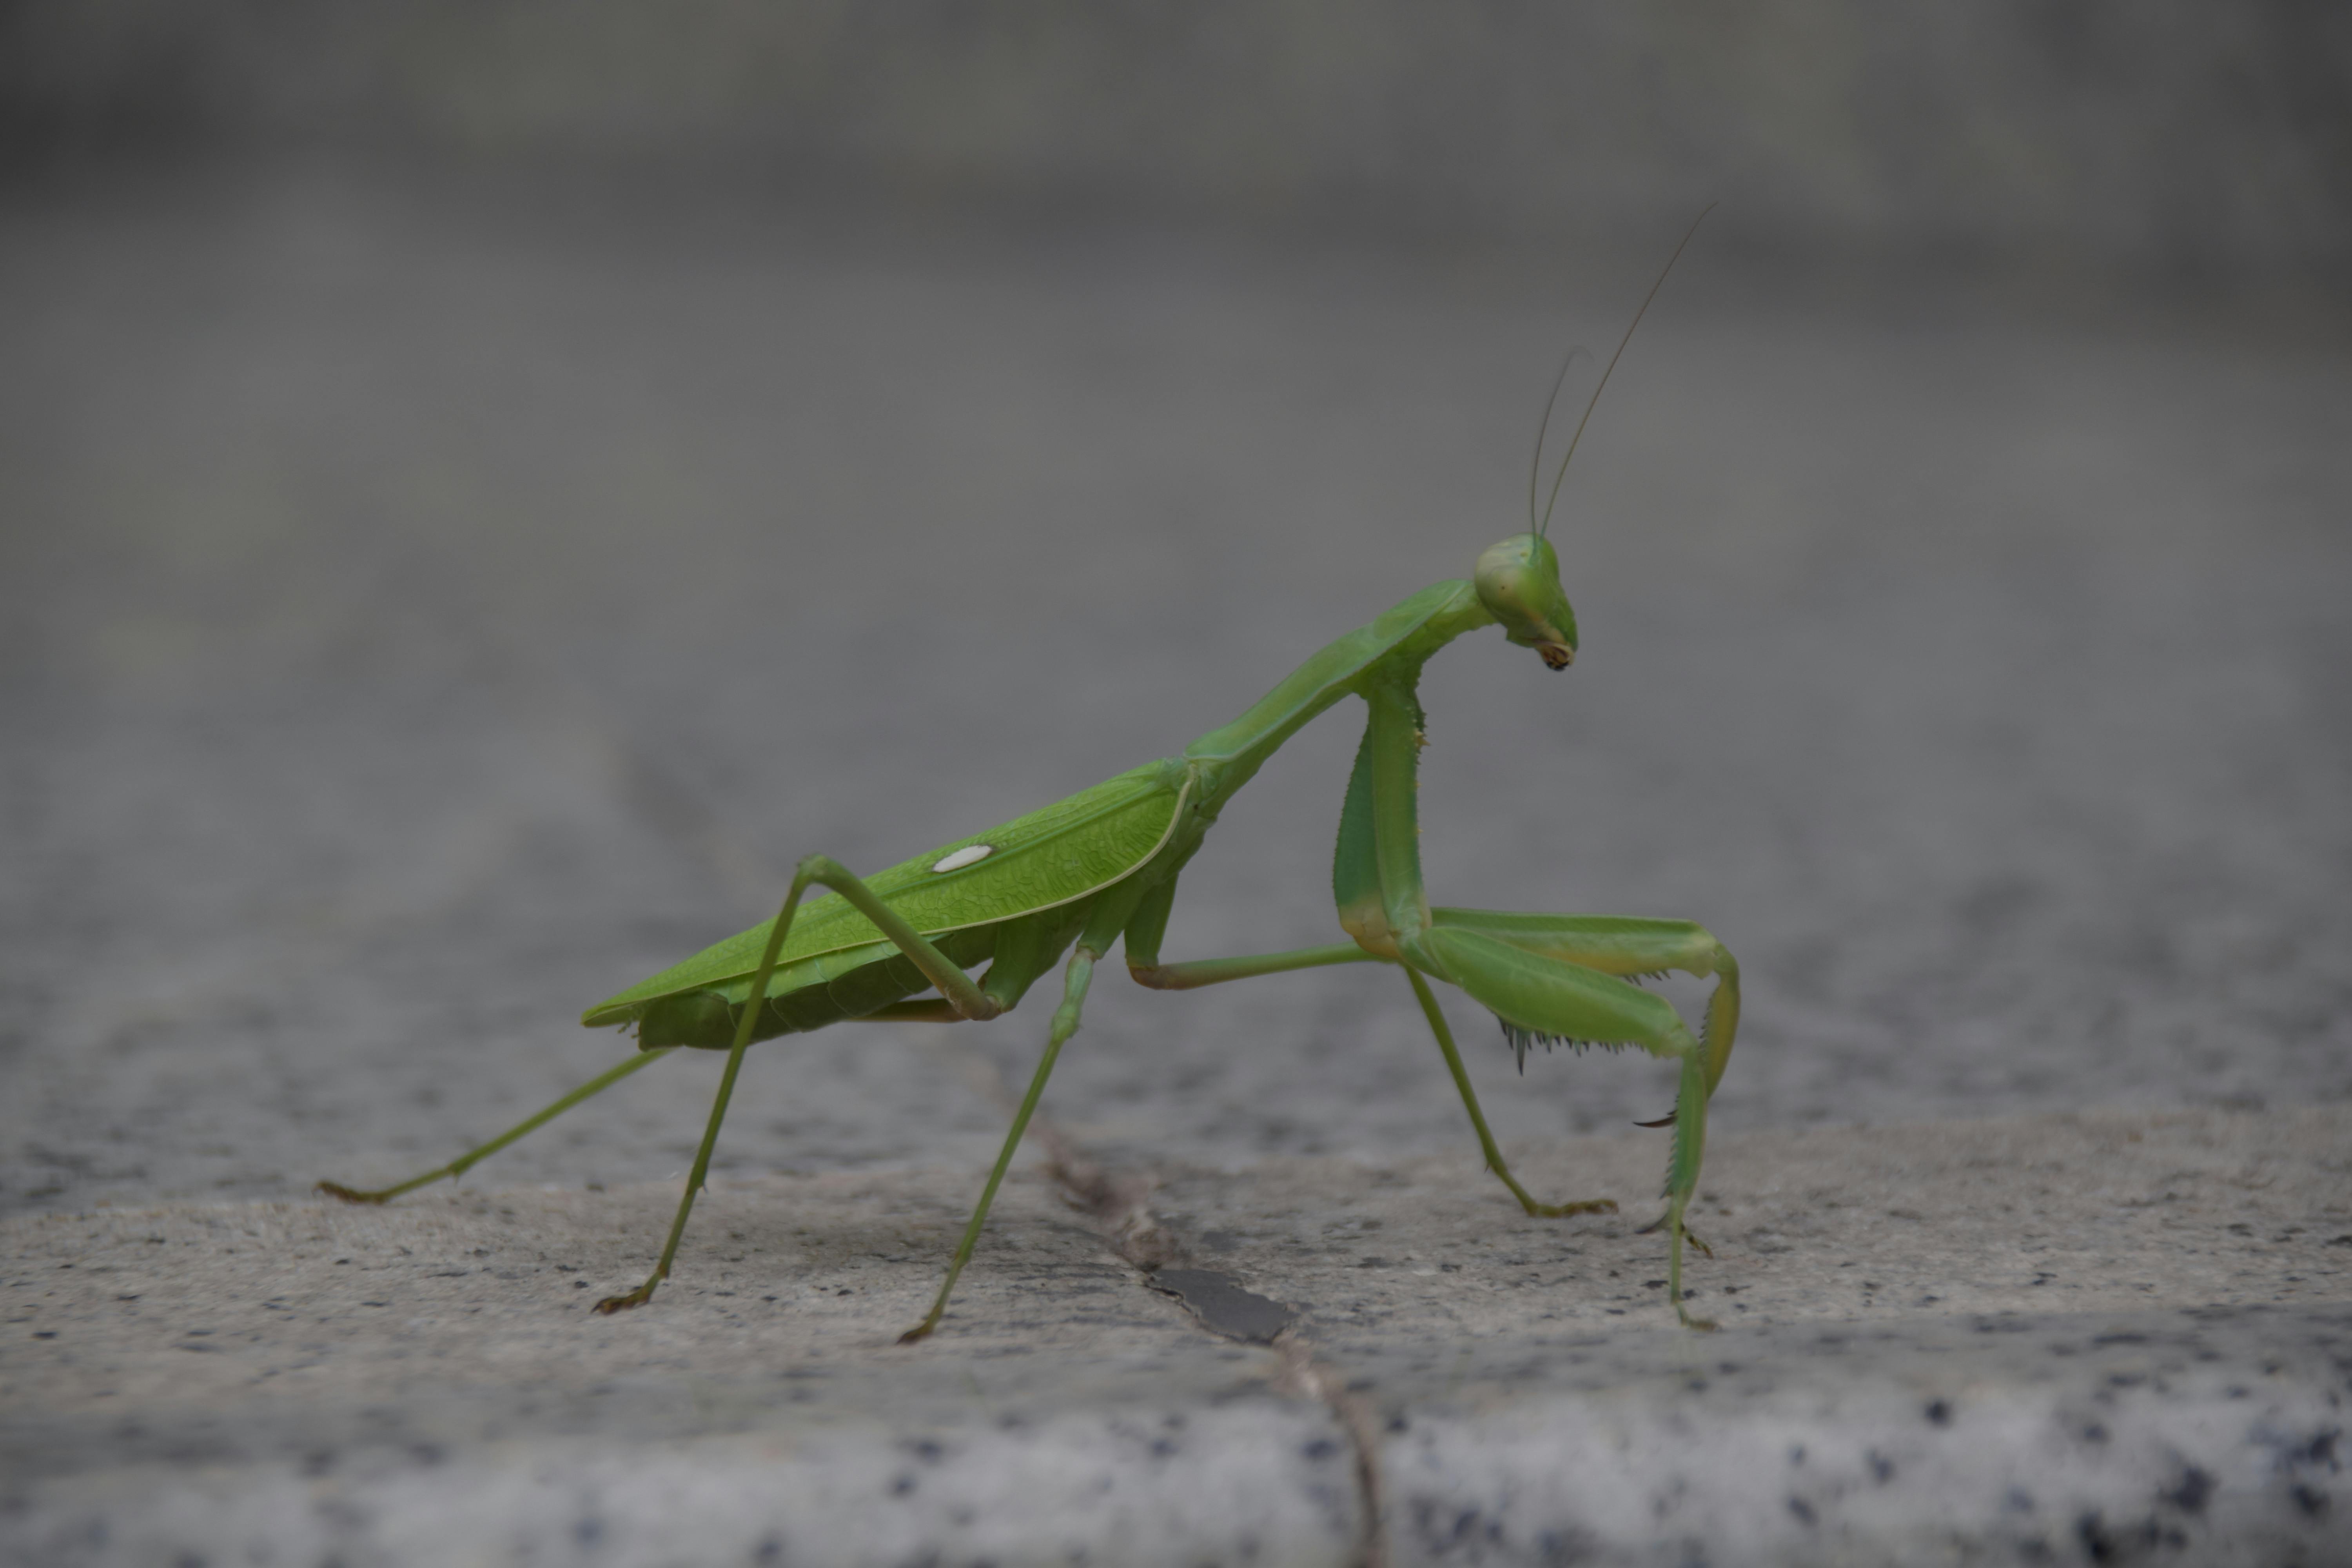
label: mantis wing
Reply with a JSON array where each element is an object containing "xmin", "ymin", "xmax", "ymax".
[{"xmin": 581, "ymin": 759, "xmax": 1189, "ymax": 1027}]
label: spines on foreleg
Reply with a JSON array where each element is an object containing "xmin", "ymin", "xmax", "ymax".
[{"xmin": 1492, "ymin": 1014, "xmax": 1635, "ymax": 1073}]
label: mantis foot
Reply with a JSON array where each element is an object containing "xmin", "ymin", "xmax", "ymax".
[
  {"xmin": 316, "ymin": 1180, "xmax": 394, "ymax": 1205},
  {"xmin": 1526, "ymin": 1196, "xmax": 1618, "ymax": 1218},
  {"xmin": 593, "ymin": 1283, "xmax": 659, "ymax": 1314},
  {"xmin": 1640, "ymin": 1201, "xmax": 1718, "ymax": 1330}
]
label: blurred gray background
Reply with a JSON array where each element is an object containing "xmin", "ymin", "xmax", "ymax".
[{"xmin": 4, "ymin": 2, "xmax": 2348, "ymax": 1217}]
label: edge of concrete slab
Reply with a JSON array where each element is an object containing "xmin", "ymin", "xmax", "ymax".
[
  {"xmin": 8, "ymin": 1398, "xmax": 1365, "ymax": 1568},
  {"xmin": 9, "ymin": 1307, "xmax": 2343, "ymax": 1567}
]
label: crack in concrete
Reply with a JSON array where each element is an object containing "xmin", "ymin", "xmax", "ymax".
[
  {"xmin": 1272, "ymin": 1330, "xmax": 1391, "ymax": 1568},
  {"xmin": 1039, "ymin": 1126, "xmax": 1391, "ymax": 1567},
  {"xmin": 929, "ymin": 1031, "xmax": 1391, "ymax": 1566}
]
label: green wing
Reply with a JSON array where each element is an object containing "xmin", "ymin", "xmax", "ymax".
[{"xmin": 582, "ymin": 759, "xmax": 1188, "ymax": 1025}]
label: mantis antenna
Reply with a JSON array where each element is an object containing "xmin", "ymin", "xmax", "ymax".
[
  {"xmin": 1526, "ymin": 345, "xmax": 1591, "ymax": 533},
  {"xmin": 1534, "ymin": 203, "xmax": 1717, "ymax": 540}
]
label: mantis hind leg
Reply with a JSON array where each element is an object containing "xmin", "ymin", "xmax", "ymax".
[
  {"xmin": 318, "ymin": 1047, "xmax": 678, "ymax": 1205},
  {"xmin": 595, "ymin": 854, "xmax": 1031, "ymax": 1314}
]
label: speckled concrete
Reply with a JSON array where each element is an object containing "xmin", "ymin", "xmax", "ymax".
[
  {"xmin": 1371, "ymin": 1307, "xmax": 2347, "ymax": 1568},
  {"xmin": 3, "ymin": 1169, "xmax": 1367, "ymax": 1566},
  {"xmin": 7, "ymin": 1108, "xmax": 2346, "ymax": 1564}
]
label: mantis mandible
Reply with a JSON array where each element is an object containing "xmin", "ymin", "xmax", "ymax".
[{"xmin": 322, "ymin": 220, "xmax": 1740, "ymax": 1336}]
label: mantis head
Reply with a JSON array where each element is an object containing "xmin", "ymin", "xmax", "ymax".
[
  {"xmin": 1496, "ymin": 210, "xmax": 1708, "ymax": 676},
  {"xmin": 1476, "ymin": 533, "xmax": 1578, "ymax": 670}
]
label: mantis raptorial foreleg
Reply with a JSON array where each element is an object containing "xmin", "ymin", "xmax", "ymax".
[
  {"xmin": 1425, "ymin": 909, "xmax": 1741, "ymax": 1093},
  {"xmin": 1329, "ymin": 662, "xmax": 1734, "ymax": 1327},
  {"xmin": 1324, "ymin": 684, "xmax": 1612, "ymax": 1210},
  {"xmin": 1405, "ymin": 922, "xmax": 1721, "ymax": 1325},
  {"xmin": 1401, "ymin": 965, "xmax": 1619, "ymax": 1219}
]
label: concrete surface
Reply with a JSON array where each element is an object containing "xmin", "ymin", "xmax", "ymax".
[
  {"xmin": 4, "ymin": 167, "xmax": 2350, "ymax": 1563},
  {"xmin": 7, "ymin": 1108, "xmax": 2347, "ymax": 1563}
]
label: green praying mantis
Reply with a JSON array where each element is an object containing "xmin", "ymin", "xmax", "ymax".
[{"xmin": 321, "ymin": 221, "xmax": 1740, "ymax": 1336}]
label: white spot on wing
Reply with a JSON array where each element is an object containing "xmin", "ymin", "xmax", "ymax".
[{"xmin": 931, "ymin": 844, "xmax": 993, "ymax": 873}]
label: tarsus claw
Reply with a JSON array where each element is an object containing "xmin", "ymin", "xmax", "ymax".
[
  {"xmin": 1633, "ymin": 1111, "xmax": 1677, "ymax": 1127},
  {"xmin": 317, "ymin": 1181, "xmax": 388, "ymax": 1205}
]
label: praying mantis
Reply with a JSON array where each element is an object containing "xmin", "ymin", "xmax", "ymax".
[{"xmin": 321, "ymin": 221, "xmax": 1740, "ymax": 1336}]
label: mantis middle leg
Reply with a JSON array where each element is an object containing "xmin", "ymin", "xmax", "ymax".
[
  {"xmin": 897, "ymin": 874, "xmax": 1162, "ymax": 1343},
  {"xmin": 1120, "ymin": 925, "xmax": 1614, "ymax": 1220}
]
